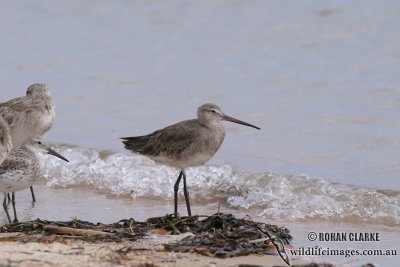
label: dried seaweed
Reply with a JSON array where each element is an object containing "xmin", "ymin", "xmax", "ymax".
[
  {"xmin": 0, "ymin": 213, "xmax": 292, "ymax": 265},
  {"xmin": 273, "ymin": 264, "xmax": 334, "ymax": 267},
  {"xmin": 0, "ymin": 218, "xmax": 146, "ymax": 242},
  {"xmin": 161, "ymin": 213, "xmax": 292, "ymax": 265}
]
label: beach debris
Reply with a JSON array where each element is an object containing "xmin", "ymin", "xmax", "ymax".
[
  {"xmin": 161, "ymin": 213, "xmax": 292, "ymax": 265},
  {"xmin": 273, "ymin": 264, "xmax": 333, "ymax": 267},
  {"xmin": 0, "ymin": 218, "xmax": 145, "ymax": 242},
  {"xmin": 42, "ymin": 225, "xmax": 116, "ymax": 237},
  {"xmin": 0, "ymin": 213, "xmax": 291, "ymax": 265}
]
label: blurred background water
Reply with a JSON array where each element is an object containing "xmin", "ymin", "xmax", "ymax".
[
  {"xmin": 0, "ymin": 1, "xmax": 399, "ymax": 265},
  {"xmin": 1, "ymin": 0, "xmax": 399, "ymax": 190}
]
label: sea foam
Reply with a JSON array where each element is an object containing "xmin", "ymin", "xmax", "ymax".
[{"xmin": 41, "ymin": 144, "xmax": 400, "ymax": 226}]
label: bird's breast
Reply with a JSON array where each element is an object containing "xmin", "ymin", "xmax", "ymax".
[
  {"xmin": 9, "ymin": 107, "xmax": 55, "ymax": 146},
  {"xmin": 171, "ymin": 124, "xmax": 225, "ymax": 169}
]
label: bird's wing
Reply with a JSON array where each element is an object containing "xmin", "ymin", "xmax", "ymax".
[
  {"xmin": 0, "ymin": 96, "xmax": 53, "ymax": 136},
  {"xmin": 0, "ymin": 97, "xmax": 29, "ymax": 113},
  {"xmin": 0, "ymin": 155, "xmax": 31, "ymax": 190},
  {"xmin": 122, "ymin": 120, "xmax": 200, "ymax": 157},
  {"xmin": 0, "ymin": 155, "xmax": 31, "ymax": 175},
  {"xmin": 0, "ymin": 97, "xmax": 31, "ymax": 127}
]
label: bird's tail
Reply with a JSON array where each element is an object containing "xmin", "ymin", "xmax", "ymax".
[{"xmin": 120, "ymin": 136, "xmax": 149, "ymax": 153}]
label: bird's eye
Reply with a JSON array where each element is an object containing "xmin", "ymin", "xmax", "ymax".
[
  {"xmin": 210, "ymin": 109, "xmax": 216, "ymax": 113},
  {"xmin": 37, "ymin": 141, "xmax": 42, "ymax": 145}
]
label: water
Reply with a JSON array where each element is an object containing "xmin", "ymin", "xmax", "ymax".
[
  {"xmin": 1, "ymin": 0, "xmax": 399, "ymax": 266},
  {"xmin": 41, "ymin": 145, "xmax": 399, "ymax": 226}
]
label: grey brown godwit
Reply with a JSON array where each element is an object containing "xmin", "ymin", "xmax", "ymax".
[{"xmin": 121, "ymin": 103, "xmax": 260, "ymax": 216}]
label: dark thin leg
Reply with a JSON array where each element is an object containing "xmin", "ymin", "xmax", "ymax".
[
  {"xmin": 173, "ymin": 171, "xmax": 184, "ymax": 215},
  {"xmin": 182, "ymin": 171, "xmax": 192, "ymax": 216},
  {"xmin": 3, "ymin": 194, "xmax": 11, "ymax": 223},
  {"xmin": 6, "ymin": 193, "xmax": 11, "ymax": 207},
  {"xmin": 11, "ymin": 192, "xmax": 18, "ymax": 223},
  {"xmin": 30, "ymin": 186, "xmax": 36, "ymax": 202}
]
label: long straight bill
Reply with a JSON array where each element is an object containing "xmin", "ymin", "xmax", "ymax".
[{"xmin": 222, "ymin": 115, "xmax": 261, "ymax": 130}]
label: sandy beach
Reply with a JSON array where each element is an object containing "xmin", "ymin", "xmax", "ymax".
[
  {"xmin": 0, "ymin": 207, "xmax": 381, "ymax": 267},
  {"xmin": 0, "ymin": 231, "xmax": 312, "ymax": 267}
]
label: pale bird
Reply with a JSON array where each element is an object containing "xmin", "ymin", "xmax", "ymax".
[
  {"xmin": 0, "ymin": 116, "xmax": 12, "ymax": 165},
  {"xmin": 0, "ymin": 83, "xmax": 55, "ymax": 202},
  {"xmin": 0, "ymin": 137, "xmax": 68, "ymax": 223}
]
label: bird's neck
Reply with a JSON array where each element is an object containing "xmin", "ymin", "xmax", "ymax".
[
  {"xmin": 22, "ymin": 145, "xmax": 38, "ymax": 157},
  {"xmin": 30, "ymin": 93, "xmax": 52, "ymax": 101},
  {"xmin": 199, "ymin": 118, "xmax": 221, "ymax": 129},
  {"xmin": 24, "ymin": 145, "xmax": 44, "ymax": 168}
]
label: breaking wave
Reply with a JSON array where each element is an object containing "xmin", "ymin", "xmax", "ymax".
[{"xmin": 41, "ymin": 144, "xmax": 400, "ymax": 226}]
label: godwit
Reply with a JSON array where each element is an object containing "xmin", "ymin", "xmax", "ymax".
[
  {"xmin": 0, "ymin": 137, "xmax": 69, "ymax": 223},
  {"xmin": 121, "ymin": 103, "xmax": 260, "ymax": 216},
  {"xmin": 0, "ymin": 83, "xmax": 55, "ymax": 202}
]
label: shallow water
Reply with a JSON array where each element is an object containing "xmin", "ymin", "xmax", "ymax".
[
  {"xmin": 1, "ymin": 0, "xmax": 400, "ymax": 266},
  {"xmin": 38, "ymin": 145, "xmax": 399, "ymax": 227}
]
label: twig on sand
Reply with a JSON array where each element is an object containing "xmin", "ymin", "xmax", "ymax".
[{"xmin": 42, "ymin": 225, "xmax": 115, "ymax": 237}]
